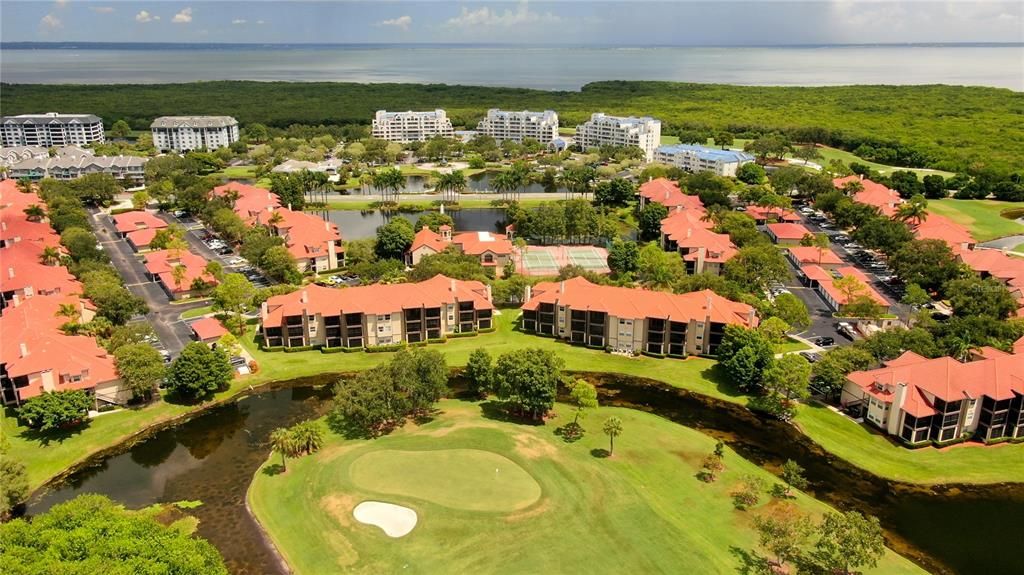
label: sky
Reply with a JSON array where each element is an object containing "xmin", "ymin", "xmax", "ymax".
[{"xmin": 2, "ymin": 1, "xmax": 1022, "ymax": 45}]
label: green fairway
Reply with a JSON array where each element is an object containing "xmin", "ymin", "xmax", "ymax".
[
  {"xmin": 249, "ymin": 401, "xmax": 924, "ymax": 575},
  {"xmin": 927, "ymin": 199, "xmax": 1024, "ymax": 241},
  {"xmin": 349, "ymin": 449, "xmax": 541, "ymax": 512}
]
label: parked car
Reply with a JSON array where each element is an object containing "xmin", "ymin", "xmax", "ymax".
[
  {"xmin": 836, "ymin": 322, "xmax": 856, "ymax": 340},
  {"xmin": 814, "ymin": 336, "xmax": 836, "ymax": 347},
  {"xmin": 218, "ymin": 247, "xmax": 233, "ymax": 255},
  {"xmin": 800, "ymin": 351, "xmax": 821, "ymax": 363}
]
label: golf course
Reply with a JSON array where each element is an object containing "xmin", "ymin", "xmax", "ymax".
[{"xmin": 248, "ymin": 400, "xmax": 924, "ymax": 575}]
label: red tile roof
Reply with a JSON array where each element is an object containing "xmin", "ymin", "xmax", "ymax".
[
  {"xmin": 833, "ymin": 176, "xmax": 903, "ymax": 216},
  {"xmin": 522, "ymin": 276, "xmax": 758, "ymax": 327},
  {"xmin": 191, "ymin": 317, "xmax": 229, "ymax": 342},
  {"xmin": 801, "ymin": 264, "xmax": 889, "ymax": 307},
  {"xmin": 745, "ymin": 205, "xmax": 801, "ymax": 222},
  {"xmin": 144, "ymin": 249, "xmax": 218, "ymax": 293},
  {"xmin": 660, "ymin": 211, "xmax": 737, "ymax": 263},
  {"xmin": 914, "ymin": 214, "xmax": 974, "ymax": 248},
  {"xmin": 126, "ymin": 227, "xmax": 160, "ymax": 248},
  {"xmin": 410, "ymin": 228, "xmax": 513, "ymax": 257},
  {"xmin": 112, "ymin": 210, "xmax": 167, "ymax": 234},
  {"xmin": 848, "ymin": 349, "xmax": 1024, "ymax": 418},
  {"xmin": 214, "ymin": 182, "xmax": 281, "ymax": 223},
  {"xmin": 639, "ymin": 178, "xmax": 705, "ymax": 211},
  {"xmin": 261, "ymin": 274, "xmax": 493, "ymax": 328},
  {"xmin": 788, "ymin": 246, "xmax": 843, "ymax": 265},
  {"xmin": 766, "ymin": 222, "xmax": 811, "ymax": 241},
  {"xmin": 0, "ymin": 243, "xmax": 82, "ymax": 295},
  {"xmin": 0, "ymin": 211, "xmax": 58, "ymax": 245},
  {"xmin": 410, "ymin": 227, "xmax": 450, "ymax": 254},
  {"xmin": 265, "ymin": 209, "xmax": 341, "ymax": 261},
  {"xmin": 0, "ymin": 180, "xmax": 42, "ymax": 211},
  {"xmin": 959, "ymin": 249, "xmax": 1024, "ymax": 284}
]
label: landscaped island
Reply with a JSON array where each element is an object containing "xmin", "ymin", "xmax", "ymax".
[{"xmin": 248, "ymin": 400, "xmax": 924, "ymax": 575}]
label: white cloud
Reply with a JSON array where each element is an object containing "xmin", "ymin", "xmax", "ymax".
[
  {"xmin": 446, "ymin": 1, "xmax": 560, "ymax": 28},
  {"xmin": 172, "ymin": 7, "xmax": 193, "ymax": 24},
  {"xmin": 256, "ymin": 20, "xmax": 265, "ymax": 25},
  {"xmin": 378, "ymin": 15, "xmax": 412, "ymax": 31},
  {"xmin": 135, "ymin": 11, "xmax": 159, "ymax": 23},
  {"xmin": 89, "ymin": 6, "xmax": 115, "ymax": 14},
  {"xmin": 232, "ymin": 19, "xmax": 247, "ymax": 25},
  {"xmin": 40, "ymin": 13, "xmax": 63, "ymax": 30}
]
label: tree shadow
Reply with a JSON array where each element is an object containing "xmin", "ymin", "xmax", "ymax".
[
  {"xmin": 590, "ymin": 448, "xmax": 611, "ymax": 458},
  {"xmin": 554, "ymin": 422, "xmax": 584, "ymax": 443},
  {"xmin": 729, "ymin": 546, "xmax": 772, "ymax": 575},
  {"xmin": 15, "ymin": 415, "xmax": 90, "ymax": 447},
  {"xmin": 701, "ymin": 364, "xmax": 748, "ymax": 399},
  {"xmin": 478, "ymin": 400, "xmax": 543, "ymax": 426},
  {"xmin": 262, "ymin": 463, "xmax": 285, "ymax": 477}
]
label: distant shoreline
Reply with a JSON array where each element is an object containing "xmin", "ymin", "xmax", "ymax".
[{"xmin": 3, "ymin": 41, "xmax": 1023, "ymax": 50}]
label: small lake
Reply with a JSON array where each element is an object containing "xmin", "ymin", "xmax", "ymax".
[
  {"xmin": 309, "ymin": 207, "xmax": 509, "ymax": 240},
  {"xmin": 26, "ymin": 373, "xmax": 1024, "ymax": 575}
]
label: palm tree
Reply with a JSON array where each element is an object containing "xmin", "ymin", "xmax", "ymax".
[
  {"xmin": 492, "ymin": 170, "xmax": 516, "ymax": 203},
  {"xmin": 16, "ymin": 178, "xmax": 33, "ymax": 195},
  {"xmin": 171, "ymin": 264, "xmax": 187, "ymax": 293},
  {"xmin": 23, "ymin": 204, "xmax": 46, "ymax": 222},
  {"xmin": 509, "ymin": 162, "xmax": 531, "ymax": 202},
  {"xmin": 603, "ymin": 416, "xmax": 623, "ymax": 456},
  {"xmin": 55, "ymin": 303, "xmax": 79, "ymax": 323},
  {"xmin": 369, "ymin": 167, "xmax": 404, "ymax": 204},
  {"xmin": 290, "ymin": 421, "xmax": 323, "ymax": 455},
  {"xmin": 267, "ymin": 210, "xmax": 284, "ymax": 228},
  {"xmin": 896, "ymin": 194, "xmax": 929, "ymax": 226},
  {"xmin": 39, "ymin": 246, "xmax": 61, "ymax": 266},
  {"xmin": 435, "ymin": 170, "xmax": 467, "ymax": 204},
  {"xmin": 269, "ymin": 428, "xmax": 297, "ymax": 471}
]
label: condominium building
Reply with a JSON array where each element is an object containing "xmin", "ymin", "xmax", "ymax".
[
  {"xmin": 476, "ymin": 109, "xmax": 559, "ymax": 143},
  {"xmin": 654, "ymin": 144, "xmax": 755, "ymax": 177},
  {"xmin": 8, "ymin": 154, "xmax": 147, "ymax": 185},
  {"xmin": 575, "ymin": 113, "xmax": 661, "ymax": 161},
  {"xmin": 520, "ymin": 277, "xmax": 758, "ymax": 357},
  {"xmin": 261, "ymin": 208, "xmax": 344, "ymax": 273},
  {"xmin": 842, "ymin": 345, "xmax": 1024, "ymax": 445},
  {"xmin": 371, "ymin": 110, "xmax": 455, "ymax": 143},
  {"xmin": 260, "ymin": 275, "xmax": 494, "ymax": 349},
  {"xmin": 151, "ymin": 116, "xmax": 240, "ymax": 152},
  {"xmin": 1, "ymin": 113, "xmax": 105, "ymax": 147}
]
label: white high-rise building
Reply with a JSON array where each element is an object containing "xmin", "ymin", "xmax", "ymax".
[
  {"xmin": 150, "ymin": 116, "xmax": 240, "ymax": 153},
  {"xmin": 1, "ymin": 113, "xmax": 105, "ymax": 147},
  {"xmin": 371, "ymin": 110, "xmax": 455, "ymax": 143},
  {"xmin": 575, "ymin": 113, "xmax": 661, "ymax": 162},
  {"xmin": 476, "ymin": 109, "xmax": 559, "ymax": 143},
  {"xmin": 654, "ymin": 144, "xmax": 755, "ymax": 177}
]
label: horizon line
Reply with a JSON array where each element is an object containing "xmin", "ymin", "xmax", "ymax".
[{"xmin": 3, "ymin": 41, "xmax": 1023, "ymax": 49}]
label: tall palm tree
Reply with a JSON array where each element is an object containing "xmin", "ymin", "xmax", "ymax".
[
  {"xmin": 16, "ymin": 178, "xmax": 33, "ymax": 195},
  {"xmin": 269, "ymin": 428, "xmax": 297, "ymax": 471},
  {"xmin": 492, "ymin": 170, "xmax": 516, "ymax": 203},
  {"xmin": 509, "ymin": 162, "xmax": 531, "ymax": 202},
  {"xmin": 370, "ymin": 167, "xmax": 405, "ymax": 204},
  {"xmin": 39, "ymin": 246, "xmax": 61, "ymax": 266},
  {"xmin": 23, "ymin": 204, "xmax": 46, "ymax": 222},
  {"xmin": 435, "ymin": 170, "xmax": 467, "ymax": 204}
]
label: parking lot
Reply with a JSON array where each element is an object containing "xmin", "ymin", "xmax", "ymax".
[{"xmin": 160, "ymin": 211, "xmax": 274, "ymax": 288}]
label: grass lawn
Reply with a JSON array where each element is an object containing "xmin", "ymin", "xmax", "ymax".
[
  {"xmin": 179, "ymin": 305, "xmax": 214, "ymax": 320},
  {"xmin": 214, "ymin": 166, "xmax": 259, "ymax": 179},
  {"xmin": 660, "ymin": 135, "xmax": 680, "ymax": 145},
  {"xmin": 776, "ymin": 338, "xmax": 810, "ymax": 354},
  {"xmin": 248, "ymin": 401, "xmax": 923, "ymax": 575},
  {"xmin": 1012, "ymin": 243, "xmax": 1024, "ymax": 254},
  {"xmin": 926, "ymin": 199, "xmax": 1024, "ymax": 242}
]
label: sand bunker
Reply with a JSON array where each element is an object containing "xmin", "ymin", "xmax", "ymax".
[{"xmin": 353, "ymin": 501, "xmax": 418, "ymax": 538}]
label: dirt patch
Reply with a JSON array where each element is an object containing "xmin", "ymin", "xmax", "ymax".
[
  {"xmin": 673, "ymin": 449, "xmax": 706, "ymax": 470},
  {"xmin": 421, "ymin": 420, "xmax": 501, "ymax": 438},
  {"xmin": 513, "ymin": 433, "xmax": 558, "ymax": 459},
  {"xmin": 504, "ymin": 498, "xmax": 551, "ymax": 523},
  {"xmin": 319, "ymin": 494, "xmax": 360, "ymax": 567}
]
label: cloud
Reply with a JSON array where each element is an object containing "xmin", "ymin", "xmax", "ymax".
[
  {"xmin": 89, "ymin": 6, "xmax": 115, "ymax": 14},
  {"xmin": 232, "ymin": 19, "xmax": 247, "ymax": 25},
  {"xmin": 40, "ymin": 13, "xmax": 63, "ymax": 30},
  {"xmin": 378, "ymin": 15, "xmax": 412, "ymax": 31},
  {"xmin": 256, "ymin": 20, "xmax": 265, "ymax": 25},
  {"xmin": 135, "ymin": 10, "xmax": 159, "ymax": 23},
  {"xmin": 172, "ymin": 7, "xmax": 193, "ymax": 24},
  {"xmin": 446, "ymin": 1, "xmax": 560, "ymax": 28}
]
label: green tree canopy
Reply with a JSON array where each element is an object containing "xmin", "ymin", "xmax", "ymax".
[
  {"xmin": 113, "ymin": 343, "xmax": 166, "ymax": 400},
  {"xmin": 637, "ymin": 202, "xmax": 668, "ymax": 241},
  {"xmin": 493, "ymin": 348, "xmax": 564, "ymax": 421},
  {"xmin": 165, "ymin": 342, "xmax": 234, "ymax": 400},
  {"xmin": 375, "ymin": 218, "xmax": 415, "ymax": 260},
  {"xmin": 810, "ymin": 511, "xmax": 886, "ymax": 575},
  {"xmin": 18, "ymin": 390, "xmax": 92, "ymax": 432},
  {"xmin": 717, "ymin": 325, "xmax": 775, "ymax": 391}
]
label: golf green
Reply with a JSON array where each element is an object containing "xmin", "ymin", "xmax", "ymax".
[{"xmin": 349, "ymin": 449, "xmax": 541, "ymax": 512}]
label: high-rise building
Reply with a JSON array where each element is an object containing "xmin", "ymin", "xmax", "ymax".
[
  {"xmin": 476, "ymin": 109, "xmax": 559, "ymax": 143},
  {"xmin": 150, "ymin": 116, "xmax": 240, "ymax": 152},
  {"xmin": 575, "ymin": 113, "xmax": 661, "ymax": 161},
  {"xmin": 1, "ymin": 113, "xmax": 105, "ymax": 147},
  {"xmin": 371, "ymin": 110, "xmax": 454, "ymax": 142}
]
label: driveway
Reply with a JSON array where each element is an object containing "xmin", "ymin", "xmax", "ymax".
[
  {"xmin": 90, "ymin": 208, "xmax": 208, "ymax": 357},
  {"xmin": 158, "ymin": 211, "xmax": 273, "ymax": 288}
]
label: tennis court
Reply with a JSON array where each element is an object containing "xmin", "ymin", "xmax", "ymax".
[{"xmin": 516, "ymin": 245, "xmax": 610, "ymax": 276}]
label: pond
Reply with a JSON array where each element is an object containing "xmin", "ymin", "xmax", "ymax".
[
  {"xmin": 309, "ymin": 208, "xmax": 509, "ymax": 240},
  {"xmin": 26, "ymin": 373, "xmax": 1024, "ymax": 575}
]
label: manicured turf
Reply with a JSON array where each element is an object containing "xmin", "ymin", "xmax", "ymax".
[
  {"xmin": 1012, "ymin": 243, "xmax": 1024, "ymax": 254},
  {"xmin": 775, "ymin": 338, "xmax": 810, "ymax": 354},
  {"xmin": 721, "ymin": 139, "xmax": 953, "ymax": 180},
  {"xmin": 926, "ymin": 199, "xmax": 1024, "ymax": 242},
  {"xmin": 6, "ymin": 310, "xmax": 1021, "ymax": 493},
  {"xmin": 179, "ymin": 305, "xmax": 214, "ymax": 320},
  {"xmin": 349, "ymin": 449, "xmax": 541, "ymax": 512},
  {"xmin": 248, "ymin": 401, "xmax": 924, "ymax": 575}
]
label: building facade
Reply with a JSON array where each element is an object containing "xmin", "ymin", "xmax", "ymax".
[
  {"xmin": 8, "ymin": 154, "xmax": 147, "ymax": 185},
  {"xmin": 654, "ymin": 144, "xmax": 755, "ymax": 177},
  {"xmin": 520, "ymin": 277, "xmax": 757, "ymax": 357},
  {"xmin": 575, "ymin": 113, "xmax": 661, "ymax": 162},
  {"xmin": 1, "ymin": 113, "xmax": 105, "ymax": 148},
  {"xmin": 407, "ymin": 226, "xmax": 514, "ymax": 272},
  {"xmin": 371, "ymin": 110, "xmax": 455, "ymax": 143},
  {"xmin": 476, "ymin": 109, "xmax": 559, "ymax": 143},
  {"xmin": 260, "ymin": 275, "xmax": 493, "ymax": 349},
  {"xmin": 151, "ymin": 116, "xmax": 240, "ymax": 152}
]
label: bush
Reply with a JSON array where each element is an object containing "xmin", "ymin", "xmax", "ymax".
[
  {"xmin": 283, "ymin": 345, "xmax": 315, "ymax": 353},
  {"xmin": 18, "ymin": 390, "xmax": 92, "ymax": 432},
  {"xmin": 366, "ymin": 342, "xmax": 406, "ymax": 353}
]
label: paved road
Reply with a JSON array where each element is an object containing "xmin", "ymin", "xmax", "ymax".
[
  {"xmin": 980, "ymin": 234, "xmax": 1024, "ymax": 250},
  {"xmin": 158, "ymin": 211, "xmax": 273, "ymax": 287},
  {"xmin": 90, "ymin": 208, "xmax": 207, "ymax": 356}
]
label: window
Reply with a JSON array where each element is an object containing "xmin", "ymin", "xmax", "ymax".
[{"xmin": 380, "ymin": 314, "xmax": 391, "ymax": 322}]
